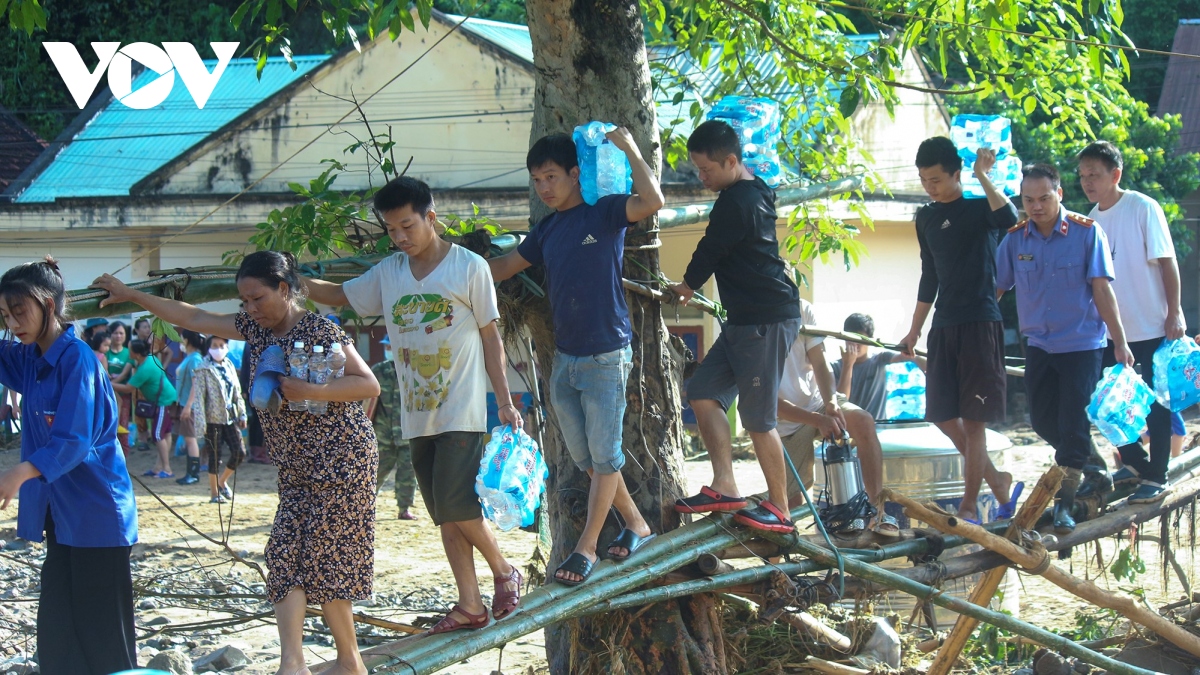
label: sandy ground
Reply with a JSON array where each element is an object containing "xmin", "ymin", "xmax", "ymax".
[{"xmin": 0, "ymin": 424, "xmax": 1197, "ymax": 674}]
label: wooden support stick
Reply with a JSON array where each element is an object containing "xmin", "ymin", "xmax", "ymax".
[
  {"xmin": 304, "ymin": 607, "xmax": 422, "ymax": 635},
  {"xmin": 803, "ymin": 655, "xmax": 870, "ymax": 675},
  {"xmin": 887, "ymin": 487, "xmax": 1200, "ymax": 660},
  {"xmin": 924, "ymin": 465, "xmax": 1064, "ymax": 675},
  {"xmin": 785, "ymin": 612, "xmax": 853, "ymax": 652}
]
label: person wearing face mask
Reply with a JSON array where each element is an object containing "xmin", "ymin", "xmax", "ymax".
[
  {"xmin": 192, "ymin": 336, "xmax": 248, "ymax": 503},
  {"xmin": 366, "ymin": 334, "xmax": 417, "ymax": 520}
]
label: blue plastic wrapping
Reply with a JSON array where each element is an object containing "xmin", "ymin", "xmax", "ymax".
[{"xmin": 476, "ymin": 425, "xmax": 549, "ymax": 531}]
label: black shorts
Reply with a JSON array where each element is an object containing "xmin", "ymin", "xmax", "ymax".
[
  {"xmin": 410, "ymin": 431, "xmax": 484, "ymax": 525},
  {"xmin": 926, "ymin": 321, "xmax": 1006, "ymax": 424}
]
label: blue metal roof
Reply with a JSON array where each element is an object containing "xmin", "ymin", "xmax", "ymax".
[
  {"xmin": 446, "ymin": 15, "xmax": 534, "ymax": 64},
  {"xmin": 16, "ymin": 54, "xmax": 328, "ymax": 203}
]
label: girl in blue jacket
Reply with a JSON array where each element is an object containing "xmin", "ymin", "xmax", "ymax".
[{"xmin": 0, "ymin": 257, "xmax": 138, "ymax": 675}]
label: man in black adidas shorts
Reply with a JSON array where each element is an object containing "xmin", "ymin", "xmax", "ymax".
[{"xmin": 898, "ymin": 137, "xmax": 1020, "ymax": 523}]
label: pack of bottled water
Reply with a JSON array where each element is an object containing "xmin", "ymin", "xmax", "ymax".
[
  {"xmin": 884, "ymin": 360, "xmax": 926, "ymax": 421},
  {"xmin": 573, "ymin": 121, "xmax": 633, "ymax": 206},
  {"xmin": 962, "ymin": 154, "xmax": 1022, "ymax": 198},
  {"xmin": 951, "ymin": 114, "xmax": 1021, "ymax": 198},
  {"xmin": 1152, "ymin": 338, "xmax": 1200, "ymax": 412},
  {"xmin": 476, "ymin": 425, "xmax": 549, "ymax": 531},
  {"xmin": 1087, "ymin": 363, "xmax": 1155, "ymax": 446},
  {"xmin": 707, "ymin": 96, "xmax": 784, "ymax": 186}
]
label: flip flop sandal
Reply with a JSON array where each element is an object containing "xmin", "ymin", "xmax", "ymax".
[
  {"xmin": 607, "ymin": 529, "xmax": 657, "ymax": 561},
  {"xmin": 995, "ymin": 481, "xmax": 1025, "ymax": 520},
  {"xmin": 733, "ymin": 501, "xmax": 795, "ymax": 533},
  {"xmin": 873, "ymin": 513, "xmax": 901, "ymax": 538},
  {"xmin": 429, "ymin": 604, "xmax": 489, "ymax": 634},
  {"xmin": 553, "ymin": 552, "xmax": 595, "ymax": 587},
  {"xmin": 674, "ymin": 486, "xmax": 748, "ymax": 514},
  {"xmin": 491, "ymin": 566, "xmax": 523, "ymax": 620}
]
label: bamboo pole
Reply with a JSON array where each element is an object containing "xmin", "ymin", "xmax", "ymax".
[
  {"xmin": 655, "ymin": 176, "xmax": 865, "ymax": 230},
  {"xmin": 785, "ymin": 537, "xmax": 1158, "ymax": 675},
  {"xmin": 924, "ymin": 466, "xmax": 1064, "ymax": 675},
  {"xmin": 887, "ymin": 487, "xmax": 1200, "ymax": 659}
]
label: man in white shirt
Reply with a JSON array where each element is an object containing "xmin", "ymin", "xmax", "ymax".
[
  {"xmin": 1077, "ymin": 140, "xmax": 1184, "ymax": 504},
  {"xmin": 776, "ymin": 300, "xmax": 895, "ymax": 535}
]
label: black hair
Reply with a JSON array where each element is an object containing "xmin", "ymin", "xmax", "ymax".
[
  {"xmin": 526, "ymin": 134, "xmax": 578, "ymax": 172},
  {"xmin": 129, "ymin": 338, "xmax": 150, "ymax": 357},
  {"xmin": 0, "ymin": 256, "xmax": 68, "ymax": 342},
  {"xmin": 1022, "ymin": 162, "xmax": 1062, "ymax": 190},
  {"xmin": 236, "ymin": 251, "xmax": 307, "ymax": 305},
  {"xmin": 1077, "ymin": 140, "xmax": 1123, "ymax": 172},
  {"xmin": 844, "ymin": 313, "xmax": 875, "ymax": 338},
  {"xmin": 180, "ymin": 328, "xmax": 206, "ymax": 351},
  {"xmin": 87, "ymin": 330, "xmax": 109, "ymax": 352},
  {"xmin": 915, "ymin": 136, "xmax": 963, "ymax": 175},
  {"xmin": 686, "ymin": 120, "xmax": 742, "ymax": 163},
  {"xmin": 134, "ymin": 317, "xmax": 151, "ymax": 330},
  {"xmin": 373, "ymin": 176, "xmax": 434, "ymax": 216}
]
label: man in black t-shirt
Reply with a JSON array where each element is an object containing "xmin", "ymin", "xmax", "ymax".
[{"xmin": 898, "ymin": 137, "xmax": 1020, "ymax": 523}]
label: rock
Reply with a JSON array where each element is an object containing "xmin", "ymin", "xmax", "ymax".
[
  {"xmin": 145, "ymin": 615, "xmax": 171, "ymax": 626},
  {"xmin": 139, "ymin": 599, "xmax": 158, "ymax": 610},
  {"xmin": 1033, "ymin": 650, "xmax": 1073, "ymax": 675},
  {"xmin": 0, "ymin": 655, "xmax": 38, "ymax": 674},
  {"xmin": 3, "ymin": 539, "xmax": 28, "ymax": 551},
  {"xmin": 148, "ymin": 649, "xmax": 194, "ymax": 675},
  {"xmin": 192, "ymin": 645, "xmax": 247, "ymax": 673},
  {"xmin": 1013, "ymin": 669, "xmax": 1034, "ymax": 675},
  {"xmin": 856, "ymin": 617, "xmax": 901, "ymax": 668}
]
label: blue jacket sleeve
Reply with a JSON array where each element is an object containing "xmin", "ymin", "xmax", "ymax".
[
  {"xmin": 26, "ymin": 350, "xmax": 103, "ymax": 483},
  {"xmin": 0, "ymin": 340, "xmax": 29, "ymax": 394}
]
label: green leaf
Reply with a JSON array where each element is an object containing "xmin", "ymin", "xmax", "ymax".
[
  {"xmin": 150, "ymin": 317, "xmax": 183, "ymax": 345},
  {"xmin": 839, "ymin": 84, "xmax": 862, "ymax": 118},
  {"xmin": 231, "ymin": 0, "xmax": 254, "ymax": 29},
  {"xmin": 1023, "ymin": 95, "xmax": 1037, "ymax": 115}
]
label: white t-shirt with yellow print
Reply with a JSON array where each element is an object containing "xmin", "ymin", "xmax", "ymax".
[{"xmin": 343, "ymin": 244, "xmax": 500, "ymax": 439}]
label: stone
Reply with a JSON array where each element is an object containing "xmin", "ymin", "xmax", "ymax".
[
  {"xmin": 1033, "ymin": 650, "xmax": 1073, "ymax": 675},
  {"xmin": 3, "ymin": 539, "xmax": 28, "ymax": 551},
  {"xmin": 139, "ymin": 599, "xmax": 159, "ymax": 610},
  {"xmin": 148, "ymin": 649, "xmax": 194, "ymax": 675},
  {"xmin": 856, "ymin": 616, "xmax": 901, "ymax": 668},
  {"xmin": 0, "ymin": 655, "xmax": 38, "ymax": 674},
  {"xmin": 145, "ymin": 615, "xmax": 171, "ymax": 626},
  {"xmin": 192, "ymin": 645, "xmax": 248, "ymax": 673}
]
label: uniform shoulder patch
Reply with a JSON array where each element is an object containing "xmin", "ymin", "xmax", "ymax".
[
  {"xmin": 1066, "ymin": 212, "xmax": 1095, "ymax": 227},
  {"xmin": 1008, "ymin": 219, "xmax": 1027, "ymax": 234}
]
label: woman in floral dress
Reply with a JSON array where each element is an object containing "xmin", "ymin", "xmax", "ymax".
[{"xmin": 92, "ymin": 251, "xmax": 380, "ymax": 675}]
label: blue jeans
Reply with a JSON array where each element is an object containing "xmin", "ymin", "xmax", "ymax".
[{"xmin": 549, "ymin": 345, "xmax": 633, "ymax": 474}]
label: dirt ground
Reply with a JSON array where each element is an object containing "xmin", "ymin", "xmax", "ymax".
[{"xmin": 0, "ymin": 423, "xmax": 1197, "ymax": 674}]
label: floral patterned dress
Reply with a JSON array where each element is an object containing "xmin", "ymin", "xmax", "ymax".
[{"xmin": 235, "ymin": 311, "xmax": 378, "ymax": 604}]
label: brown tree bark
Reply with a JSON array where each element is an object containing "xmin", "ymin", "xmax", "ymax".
[{"xmin": 523, "ymin": 1, "xmax": 723, "ymax": 672}]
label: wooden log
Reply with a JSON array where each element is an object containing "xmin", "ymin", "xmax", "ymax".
[
  {"xmin": 918, "ymin": 466, "xmax": 1064, "ymax": 675},
  {"xmin": 304, "ymin": 607, "xmax": 421, "ymax": 635},
  {"xmin": 788, "ymin": 612, "xmax": 853, "ymax": 653},
  {"xmin": 888, "ymin": 488, "xmax": 1200, "ymax": 660},
  {"xmin": 803, "ymin": 655, "xmax": 870, "ymax": 675}
]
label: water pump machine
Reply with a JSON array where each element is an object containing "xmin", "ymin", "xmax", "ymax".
[{"xmin": 818, "ymin": 434, "xmax": 876, "ymax": 534}]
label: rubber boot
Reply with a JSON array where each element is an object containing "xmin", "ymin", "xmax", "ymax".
[
  {"xmin": 1054, "ymin": 466, "xmax": 1082, "ymax": 534},
  {"xmin": 176, "ymin": 457, "xmax": 201, "ymax": 485}
]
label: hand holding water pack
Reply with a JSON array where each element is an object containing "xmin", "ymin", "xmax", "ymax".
[
  {"xmin": 573, "ymin": 121, "xmax": 633, "ymax": 206},
  {"xmin": 476, "ymin": 425, "xmax": 549, "ymax": 531},
  {"xmin": 707, "ymin": 96, "xmax": 784, "ymax": 186},
  {"xmin": 1087, "ymin": 363, "xmax": 1155, "ymax": 446},
  {"xmin": 1152, "ymin": 338, "xmax": 1200, "ymax": 412}
]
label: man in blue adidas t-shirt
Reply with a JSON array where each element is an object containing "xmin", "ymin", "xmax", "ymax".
[{"xmin": 490, "ymin": 129, "xmax": 664, "ymax": 586}]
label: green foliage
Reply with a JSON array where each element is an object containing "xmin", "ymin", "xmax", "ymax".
[
  {"xmin": 150, "ymin": 316, "xmax": 183, "ymax": 344},
  {"xmin": 1110, "ymin": 544, "xmax": 1147, "ymax": 582},
  {"xmin": 1116, "ymin": 0, "xmax": 1200, "ymax": 105},
  {"xmin": 433, "ymin": 0, "xmax": 526, "ymax": 24},
  {"xmin": 3, "ymin": 0, "xmax": 46, "ymax": 35},
  {"xmin": 963, "ymin": 594, "xmax": 1035, "ymax": 665},
  {"xmin": 951, "ymin": 79, "xmax": 1200, "ymax": 257},
  {"xmin": 442, "ymin": 203, "xmax": 505, "ymax": 237},
  {"xmin": 1068, "ymin": 607, "xmax": 1122, "ymax": 641}
]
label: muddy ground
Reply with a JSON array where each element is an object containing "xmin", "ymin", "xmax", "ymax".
[{"xmin": 0, "ymin": 423, "xmax": 1197, "ymax": 674}]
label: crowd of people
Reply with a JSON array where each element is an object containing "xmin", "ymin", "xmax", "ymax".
[{"xmin": 0, "ymin": 114, "xmax": 1188, "ymax": 675}]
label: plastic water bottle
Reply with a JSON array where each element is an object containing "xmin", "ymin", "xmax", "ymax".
[
  {"xmin": 479, "ymin": 488, "xmax": 522, "ymax": 531},
  {"xmin": 572, "ymin": 121, "xmax": 632, "ymax": 205},
  {"xmin": 707, "ymin": 96, "xmax": 784, "ymax": 186},
  {"xmin": 1152, "ymin": 339, "xmax": 1200, "ymax": 411},
  {"xmin": 963, "ymin": 154, "xmax": 1022, "ymax": 198},
  {"xmin": 307, "ymin": 345, "xmax": 330, "ymax": 415},
  {"xmin": 884, "ymin": 361, "xmax": 927, "ymax": 420},
  {"xmin": 287, "ymin": 341, "xmax": 309, "ymax": 411},
  {"xmin": 329, "ymin": 342, "xmax": 346, "ymax": 380},
  {"xmin": 1088, "ymin": 363, "xmax": 1154, "ymax": 445},
  {"xmin": 950, "ymin": 114, "xmax": 1012, "ymax": 161}
]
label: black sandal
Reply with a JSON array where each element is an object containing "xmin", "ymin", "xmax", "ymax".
[
  {"xmin": 553, "ymin": 552, "xmax": 595, "ymax": 586},
  {"xmin": 607, "ymin": 529, "xmax": 656, "ymax": 561}
]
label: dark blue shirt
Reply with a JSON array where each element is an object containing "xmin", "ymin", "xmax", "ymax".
[
  {"xmin": 518, "ymin": 194, "xmax": 633, "ymax": 356},
  {"xmin": 0, "ymin": 326, "xmax": 137, "ymax": 547},
  {"xmin": 996, "ymin": 209, "xmax": 1115, "ymax": 353}
]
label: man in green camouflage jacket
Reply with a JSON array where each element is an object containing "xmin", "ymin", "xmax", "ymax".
[{"xmin": 370, "ymin": 337, "xmax": 417, "ymax": 520}]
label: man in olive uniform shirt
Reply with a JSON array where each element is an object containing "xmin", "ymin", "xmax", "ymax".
[{"xmin": 369, "ymin": 337, "xmax": 417, "ymax": 520}]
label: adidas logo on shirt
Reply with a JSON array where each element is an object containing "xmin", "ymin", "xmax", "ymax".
[
  {"xmin": 940, "ymin": 219, "xmax": 952, "ymax": 229},
  {"xmin": 581, "ymin": 234, "xmax": 598, "ymax": 245}
]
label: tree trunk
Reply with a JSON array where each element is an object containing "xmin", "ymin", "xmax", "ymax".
[{"xmin": 523, "ymin": 2, "xmax": 723, "ymax": 672}]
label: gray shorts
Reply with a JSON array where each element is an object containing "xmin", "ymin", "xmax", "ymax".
[{"xmin": 686, "ymin": 317, "xmax": 802, "ymax": 433}]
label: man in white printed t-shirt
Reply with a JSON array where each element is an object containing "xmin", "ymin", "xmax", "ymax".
[
  {"xmin": 304, "ymin": 176, "xmax": 527, "ymax": 634},
  {"xmin": 1077, "ymin": 140, "xmax": 1184, "ymax": 504},
  {"xmin": 775, "ymin": 299, "xmax": 893, "ymax": 535}
]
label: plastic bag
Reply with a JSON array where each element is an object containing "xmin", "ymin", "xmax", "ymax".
[
  {"xmin": 1151, "ymin": 338, "xmax": 1200, "ymax": 412},
  {"xmin": 572, "ymin": 121, "xmax": 633, "ymax": 206},
  {"xmin": 1087, "ymin": 363, "xmax": 1155, "ymax": 446},
  {"xmin": 950, "ymin": 114, "xmax": 1012, "ymax": 161},
  {"xmin": 883, "ymin": 360, "xmax": 926, "ymax": 421},
  {"xmin": 706, "ymin": 96, "xmax": 784, "ymax": 186},
  {"xmin": 962, "ymin": 154, "xmax": 1022, "ymax": 199},
  {"xmin": 477, "ymin": 425, "xmax": 549, "ymax": 531}
]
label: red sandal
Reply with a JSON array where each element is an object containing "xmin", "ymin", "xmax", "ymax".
[
  {"xmin": 429, "ymin": 604, "xmax": 490, "ymax": 634},
  {"xmin": 492, "ymin": 565, "xmax": 523, "ymax": 620}
]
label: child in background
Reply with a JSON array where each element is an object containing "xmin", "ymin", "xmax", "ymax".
[
  {"xmin": 88, "ymin": 330, "xmax": 110, "ymax": 372},
  {"xmin": 128, "ymin": 338, "xmax": 178, "ymax": 478},
  {"xmin": 194, "ymin": 335, "xmax": 248, "ymax": 504},
  {"xmin": 0, "ymin": 257, "xmax": 138, "ymax": 674}
]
